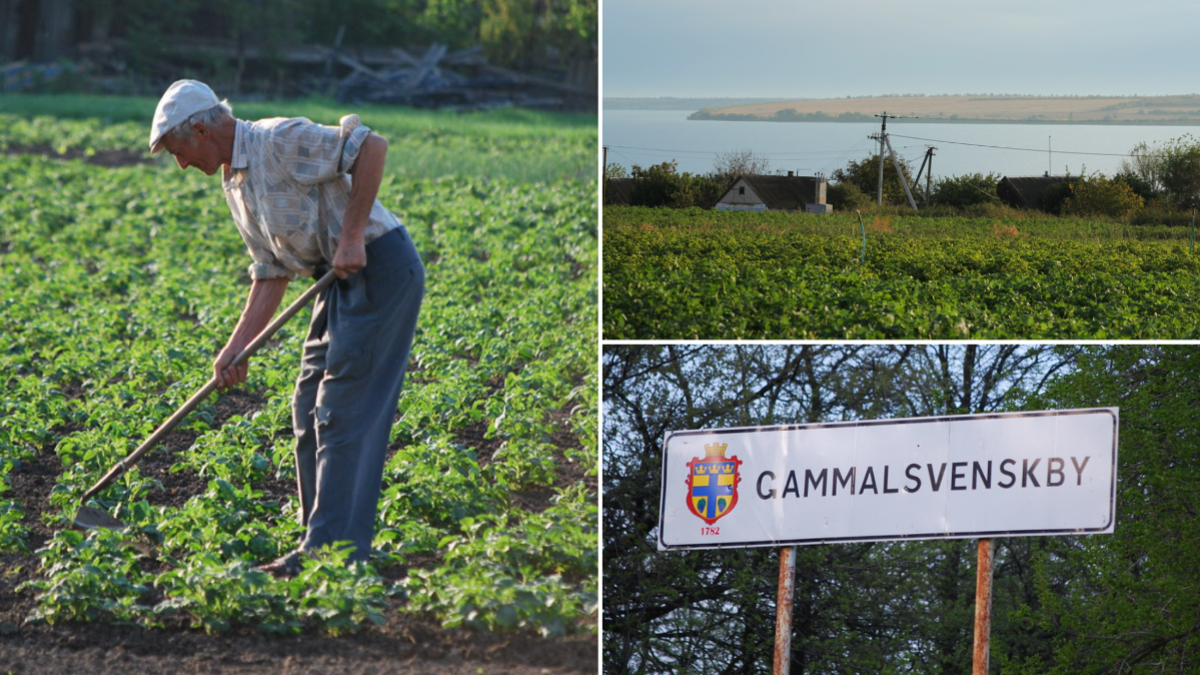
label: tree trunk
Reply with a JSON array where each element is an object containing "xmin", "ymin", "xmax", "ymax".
[{"xmin": 33, "ymin": 0, "xmax": 74, "ymax": 62}]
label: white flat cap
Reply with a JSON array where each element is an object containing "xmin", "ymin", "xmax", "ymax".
[{"xmin": 149, "ymin": 79, "xmax": 220, "ymax": 152}]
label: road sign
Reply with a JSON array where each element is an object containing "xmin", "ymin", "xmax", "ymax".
[{"xmin": 658, "ymin": 408, "xmax": 1118, "ymax": 551}]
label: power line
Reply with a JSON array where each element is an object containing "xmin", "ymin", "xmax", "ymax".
[
  {"xmin": 889, "ymin": 133, "xmax": 1144, "ymax": 158},
  {"xmin": 606, "ymin": 147, "xmax": 642, "ymax": 168},
  {"xmin": 604, "ymin": 144, "xmax": 868, "ymax": 159},
  {"xmin": 604, "ymin": 145, "xmax": 725, "ymax": 157},
  {"xmin": 606, "ymin": 132, "xmax": 1152, "ymax": 176},
  {"xmin": 819, "ymin": 136, "xmax": 875, "ymax": 177}
]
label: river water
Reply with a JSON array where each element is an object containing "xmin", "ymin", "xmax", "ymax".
[{"xmin": 603, "ymin": 109, "xmax": 1199, "ymax": 181}]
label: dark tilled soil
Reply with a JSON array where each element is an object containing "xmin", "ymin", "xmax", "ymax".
[
  {"xmin": 3, "ymin": 143, "xmax": 154, "ymax": 168},
  {"xmin": 0, "ymin": 621, "xmax": 598, "ymax": 674},
  {"xmin": 0, "ymin": 388, "xmax": 598, "ymax": 674}
]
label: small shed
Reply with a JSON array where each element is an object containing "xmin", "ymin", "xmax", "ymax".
[
  {"xmin": 714, "ymin": 173, "xmax": 827, "ymax": 212},
  {"xmin": 604, "ymin": 177, "xmax": 635, "ymax": 206},
  {"xmin": 997, "ymin": 174, "xmax": 1070, "ymax": 211}
]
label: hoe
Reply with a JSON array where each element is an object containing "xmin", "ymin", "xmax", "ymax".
[{"xmin": 72, "ymin": 270, "xmax": 338, "ymax": 531}]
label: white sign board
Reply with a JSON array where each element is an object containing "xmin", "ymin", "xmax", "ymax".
[{"xmin": 658, "ymin": 408, "xmax": 1118, "ymax": 551}]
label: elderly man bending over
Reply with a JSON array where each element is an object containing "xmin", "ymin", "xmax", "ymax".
[{"xmin": 150, "ymin": 79, "xmax": 424, "ymax": 577}]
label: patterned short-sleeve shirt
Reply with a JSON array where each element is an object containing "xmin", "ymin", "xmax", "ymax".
[{"xmin": 222, "ymin": 114, "xmax": 401, "ymax": 280}]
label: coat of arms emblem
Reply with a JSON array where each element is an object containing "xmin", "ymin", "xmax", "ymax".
[{"xmin": 685, "ymin": 442, "xmax": 742, "ymax": 524}]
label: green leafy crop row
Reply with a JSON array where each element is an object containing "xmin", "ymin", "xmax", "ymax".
[{"xmin": 603, "ymin": 207, "xmax": 1200, "ymax": 339}]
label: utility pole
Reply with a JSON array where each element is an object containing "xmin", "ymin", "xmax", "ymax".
[
  {"xmin": 913, "ymin": 145, "xmax": 937, "ymax": 204},
  {"xmin": 603, "ymin": 145, "xmax": 608, "ymax": 205},
  {"xmin": 927, "ymin": 147, "xmax": 934, "ymax": 203},
  {"xmin": 875, "ymin": 113, "xmax": 889, "ymax": 205},
  {"xmin": 870, "ymin": 112, "xmax": 919, "ymax": 210}
]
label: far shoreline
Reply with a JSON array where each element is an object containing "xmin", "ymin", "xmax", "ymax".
[
  {"xmin": 607, "ymin": 93, "xmax": 1200, "ymax": 126},
  {"xmin": 684, "ymin": 114, "xmax": 1200, "ymax": 127}
]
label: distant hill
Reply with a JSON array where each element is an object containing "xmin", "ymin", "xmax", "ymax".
[
  {"xmin": 604, "ymin": 97, "xmax": 801, "ymax": 111},
  {"xmin": 689, "ymin": 94, "xmax": 1200, "ymax": 124}
]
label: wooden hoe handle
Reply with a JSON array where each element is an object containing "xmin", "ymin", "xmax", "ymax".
[{"xmin": 79, "ymin": 270, "xmax": 338, "ymax": 504}]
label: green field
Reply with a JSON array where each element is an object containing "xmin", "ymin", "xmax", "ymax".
[
  {"xmin": 0, "ymin": 96, "xmax": 598, "ymax": 636},
  {"xmin": 0, "ymin": 93, "xmax": 597, "ymax": 184},
  {"xmin": 603, "ymin": 206, "xmax": 1200, "ymax": 339}
]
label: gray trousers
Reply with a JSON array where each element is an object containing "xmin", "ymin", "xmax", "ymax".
[{"xmin": 292, "ymin": 227, "xmax": 424, "ymax": 561}]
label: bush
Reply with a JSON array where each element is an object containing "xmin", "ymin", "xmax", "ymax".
[
  {"xmin": 832, "ymin": 154, "xmax": 917, "ymax": 207},
  {"xmin": 605, "ymin": 163, "xmax": 629, "ymax": 180},
  {"xmin": 827, "ymin": 181, "xmax": 873, "ymax": 212},
  {"xmin": 1040, "ymin": 179, "xmax": 1073, "ymax": 216},
  {"xmin": 1129, "ymin": 203, "xmax": 1198, "ymax": 227},
  {"xmin": 1062, "ymin": 174, "xmax": 1145, "ymax": 219},
  {"xmin": 628, "ymin": 161, "xmax": 687, "ymax": 208},
  {"xmin": 1159, "ymin": 135, "xmax": 1200, "ymax": 209},
  {"xmin": 628, "ymin": 161, "xmax": 724, "ymax": 209},
  {"xmin": 1113, "ymin": 169, "xmax": 1159, "ymax": 203},
  {"xmin": 1120, "ymin": 135, "xmax": 1200, "ymax": 210},
  {"xmin": 929, "ymin": 172, "xmax": 1002, "ymax": 209}
]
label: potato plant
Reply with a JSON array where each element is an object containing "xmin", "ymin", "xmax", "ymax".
[
  {"xmin": 604, "ymin": 206, "xmax": 1200, "ymax": 339},
  {"xmin": 0, "ymin": 104, "xmax": 597, "ymax": 637}
]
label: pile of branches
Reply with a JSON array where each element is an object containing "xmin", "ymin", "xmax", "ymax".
[
  {"xmin": 74, "ymin": 36, "xmax": 593, "ymax": 111},
  {"xmin": 326, "ymin": 43, "xmax": 578, "ymax": 111}
]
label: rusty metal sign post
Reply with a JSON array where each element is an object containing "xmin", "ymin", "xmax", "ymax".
[
  {"xmin": 775, "ymin": 546, "xmax": 797, "ymax": 675},
  {"xmin": 773, "ymin": 538, "xmax": 997, "ymax": 675},
  {"xmin": 973, "ymin": 538, "xmax": 995, "ymax": 674}
]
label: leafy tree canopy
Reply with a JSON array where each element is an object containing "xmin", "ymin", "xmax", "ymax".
[
  {"xmin": 605, "ymin": 345, "xmax": 1199, "ymax": 674},
  {"xmin": 74, "ymin": 0, "xmax": 596, "ymax": 72},
  {"xmin": 832, "ymin": 154, "xmax": 916, "ymax": 207}
]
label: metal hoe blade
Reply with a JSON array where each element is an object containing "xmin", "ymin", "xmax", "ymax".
[{"xmin": 73, "ymin": 505, "xmax": 127, "ymax": 531}]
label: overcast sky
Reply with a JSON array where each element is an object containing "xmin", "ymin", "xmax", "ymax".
[{"xmin": 603, "ymin": 0, "xmax": 1200, "ymax": 99}]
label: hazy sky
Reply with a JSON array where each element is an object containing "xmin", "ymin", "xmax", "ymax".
[{"xmin": 603, "ymin": 0, "xmax": 1200, "ymax": 99}]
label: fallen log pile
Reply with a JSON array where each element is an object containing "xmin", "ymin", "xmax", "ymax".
[
  {"xmin": 74, "ymin": 36, "xmax": 595, "ymax": 111},
  {"xmin": 326, "ymin": 44, "xmax": 582, "ymax": 111}
]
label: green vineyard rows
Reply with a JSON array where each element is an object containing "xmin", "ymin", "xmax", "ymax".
[
  {"xmin": 0, "ymin": 102, "xmax": 597, "ymax": 636},
  {"xmin": 603, "ymin": 207, "xmax": 1200, "ymax": 339}
]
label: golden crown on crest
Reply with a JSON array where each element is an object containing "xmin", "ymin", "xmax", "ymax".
[{"xmin": 704, "ymin": 442, "xmax": 728, "ymax": 458}]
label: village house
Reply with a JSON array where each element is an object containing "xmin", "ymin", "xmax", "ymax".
[
  {"xmin": 997, "ymin": 174, "xmax": 1070, "ymax": 211},
  {"xmin": 714, "ymin": 173, "xmax": 830, "ymax": 213}
]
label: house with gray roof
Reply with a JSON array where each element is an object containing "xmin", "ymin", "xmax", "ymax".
[
  {"xmin": 714, "ymin": 173, "xmax": 829, "ymax": 213},
  {"xmin": 997, "ymin": 174, "xmax": 1070, "ymax": 211}
]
